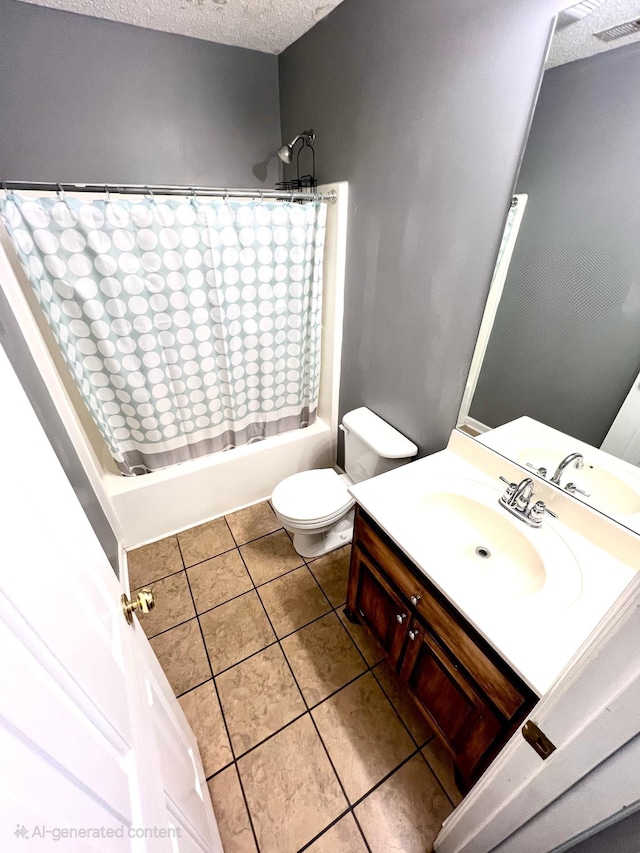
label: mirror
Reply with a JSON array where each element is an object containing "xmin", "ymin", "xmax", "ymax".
[{"xmin": 458, "ymin": 11, "xmax": 640, "ymax": 532}]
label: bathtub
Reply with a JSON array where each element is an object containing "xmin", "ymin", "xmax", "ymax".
[{"xmin": 0, "ymin": 182, "xmax": 348, "ymax": 549}]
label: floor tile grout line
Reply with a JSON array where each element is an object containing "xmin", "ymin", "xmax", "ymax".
[
  {"xmin": 154, "ymin": 556, "xmax": 428, "ymax": 748},
  {"xmin": 177, "ymin": 624, "xmax": 455, "ymax": 806},
  {"xmin": 157, "ymin": 525, "xmax": 458, "ymax": 843},
  {"xmin": 244, "ymin": 558, "xmax": 307, "ymax": 593},
  {"xmin": 293, "ymin": 806, "xmax": 354, "ymax": 853},
  {"xmin": 137, "ymin": 516, "xmax": 286, "ymax": 570},
  {"xmin": 338, "ymin": 608, "xmax": 454, "ymax": 790},
  {"xmin": 420, "ymin": 750, "xmax": 460, "ymax": 810},
  {"xmin": 303, "ymin": 666, "xmax": 421, "ymax": 810},
  {"xmin": 129, "ymin": 502, "xmax": 349, "ymax": 586},
  {"xmin": 243, "ymin": 565, "xmax": 356, "ymax": 847},
  {"xmin": 214, "ymin": 670, "xmax": 375, "ymax": 766},
  {"xmin": 333, "ymin": 604, "xmax": 374, "ymax": 668},
  {"xmin": 221, "ymin": 708, "xmax": 310, "ymax": 763},
  {"xmin": 144, "ymin": 538, "xmax": 342, "ymax": 638},
  {"xmin": 253, "ymin": 571, "xmax": 333, "ymax": 643},
  {"xmin": 182, "ymin": 543, "xmax": 238, "ymax": 570},
  {"xmin": 348, "ymin": 746, "xmax": 421, "ymax": 810},
  {"xmin": 223, "ymin": 514, "xmax": 240, "ymax": 548},
  {"xmin": 304, "ymin": 560, "xmax": 337, "ymax": 612},
  {"xmin": 143, "ymin": 567, "xmax": 345, "ymax": 644},
  {"xmin": 255, "ymin": 588, "xmax": 362, "ymax": 827},
  {"xmin": 351, "ymin": 810, "xmax": 374, "ymax": 853},
  {"xmin": 175, "ymin": 676, "xmax": 214, "ymax": 701},
  {"xmin": 230, "ymin": 522, "xmax": 293, "ymax": 553},
  {"xmin": 204, "ymin": 598, "xmax": 343, "ymax": 680},
  {"xmin": 147, "ymin": 612, "xmax": 199, "ymax": 642},
  {"xmin": 327, "ymin": 604, "xmax": 460, "ymax": 800},
  {"xmin": 130, "ymin": 565, "xmax": 186, "ymax": 594},
  {"xmin": 181, "ymin": 563, "xmax": 263, "ymax": 853},
  {"xmin": 369, "ymin": 660, "xmax": 430, "ymax": 752}
]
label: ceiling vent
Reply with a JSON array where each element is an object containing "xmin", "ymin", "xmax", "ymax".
[{"xmin": 593, "ymin": 18, "xmax": 640, "ymax": 42}]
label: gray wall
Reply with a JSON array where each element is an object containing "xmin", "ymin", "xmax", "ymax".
[
  {"xmin": 0, "ymin": 0, "xmax": 280, "ymax": 186},
  {"xmin": 470, "ymin": 43, "xmax": 640, "ymax": 447},
  {"xmin": 0, "ymin": 0, "xmax": 281, "ymax": 564},
  {"xmin": 0, "ymin": 288, "xmax": 119, "ymax": 571},
  {"xmin": 279, "ymin": 0, "xmax": 560, "ymax": 457}
]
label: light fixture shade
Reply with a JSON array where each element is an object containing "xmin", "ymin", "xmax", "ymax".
[{"xmin": 278, "ymin": 144, "xmax": 293, "ymax": 164}]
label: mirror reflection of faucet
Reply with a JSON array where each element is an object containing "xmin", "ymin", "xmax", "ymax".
[
  {"xmin": 565, "ymin": 481, "xmax": 591, "ymax": 497},
  {"xmin": 526, "ymin": 462, "xmax": 548, "ymax": 478},
  {"xmin": 498, "ymin": 476, "xmax": 557, "ymax": 528},
  {"xmin": 550, "ymin": 452, "xmax": 584, "ymax": 486},
  {"xmin": 526, "ymin": 453, "xmax": 591, "ymax": 498}
]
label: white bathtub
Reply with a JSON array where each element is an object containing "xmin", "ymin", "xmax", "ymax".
[
  {"xmin": 104, "ymin": 418, "xmax": 333, "ymax": 547},
  {"xmin": 0, "ymin": 182, "xmax": 348, "ymax": 548}
]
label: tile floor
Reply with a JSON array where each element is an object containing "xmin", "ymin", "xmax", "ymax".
[{"xmin": 128, "ymin": 501, "xmax": 462, "ymax": 853}]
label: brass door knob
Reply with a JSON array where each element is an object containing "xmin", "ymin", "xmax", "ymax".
[{"xmin": 122, "ymin": 589, "xmax": 155, "ymax": 624}]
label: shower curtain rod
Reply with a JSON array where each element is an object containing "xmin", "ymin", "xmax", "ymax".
[{"xmin": 0, "ymin": 181, "xmax": 337, "ymax": 204}]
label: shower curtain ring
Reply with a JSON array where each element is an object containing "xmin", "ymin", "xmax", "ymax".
[
  {"xmin": 145, "ymin": 185, "xmax": 155, "ymax": 203},
  {"xmin": 104, "ymin": 184, "xmax": 111, "ymax": 203},
  {"xmin": 56, "ymin": 183, "xmax": 66, "ymax": 201}
]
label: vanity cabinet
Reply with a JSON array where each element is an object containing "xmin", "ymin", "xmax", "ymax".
[{"xmin": 346, "ymin": 507, "xmax": 538, "ymax": 790}]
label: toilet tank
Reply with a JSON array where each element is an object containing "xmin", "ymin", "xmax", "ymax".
[{"xmin": 342, "ymin": 407, "xmax": 418, "ymax": 484}]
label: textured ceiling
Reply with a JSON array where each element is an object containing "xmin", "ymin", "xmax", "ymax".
[
  {"xmin": 14, "ymin": 0, "xmax": 347, "ymax": 54},
  {"xmin": 547, "ymin": 0, "xmax": 640, "ymax": 67}
]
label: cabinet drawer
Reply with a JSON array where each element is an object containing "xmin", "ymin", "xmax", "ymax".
[{"xmin": 354, "ymin": 509, "xmax": 527, "ymax": 720}]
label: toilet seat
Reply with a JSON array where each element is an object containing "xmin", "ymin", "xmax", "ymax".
[{"xmin": 271, "ymin": 468, "xmax": 355, "ymax": 526}]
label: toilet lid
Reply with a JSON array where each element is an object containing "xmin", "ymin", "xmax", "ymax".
[{"xmin": 272, "ymin": 468, "xmax": 354, "ymax": 523}]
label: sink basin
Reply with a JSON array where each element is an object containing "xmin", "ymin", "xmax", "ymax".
[
  {"xmin": 402, "ymin": 477, "xmax": 582, "ymax": 607},
  {"xmin": 518, "ymin": 446, "xmax": 640, "ymax": 516}
]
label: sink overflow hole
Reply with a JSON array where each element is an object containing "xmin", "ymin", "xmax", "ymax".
[{"xmin": 475, "ymin": 546, "xmax": 491, "ymax": 559}]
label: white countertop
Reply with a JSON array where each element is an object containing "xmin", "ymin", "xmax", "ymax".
[{"xmin": 348, "ymin": 432, "xmax": 636, "ymax": 696}]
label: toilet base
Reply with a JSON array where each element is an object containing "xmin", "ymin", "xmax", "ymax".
[{"xmin": 290, "ymin": 509, "xmax": 355, "ymax": 559}]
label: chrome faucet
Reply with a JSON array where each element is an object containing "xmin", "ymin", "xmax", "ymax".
[
  {"xmin": 550, "ymin": 453, "xmax": 584, "ymax": 486},
  {"xmin": 512, "ymin": 477, "xmax": 535, "ymax": 511},
  {"xmin": 498, "ymin": 476, "xmax": 557, "ymax": 528}
]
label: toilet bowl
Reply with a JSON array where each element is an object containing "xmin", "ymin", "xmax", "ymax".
[{"xmin": 272, "ymin": 407, "xmax": 418, "ymax": 558}]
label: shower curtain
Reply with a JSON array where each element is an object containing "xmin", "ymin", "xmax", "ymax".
[{"xmin": 0, "ymin": 192, "xmax": 327, "ymax": 475}]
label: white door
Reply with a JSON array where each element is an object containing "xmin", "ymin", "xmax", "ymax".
[
  {"xmin": 601, "ymin": 367, "xmax": 640, "ymax": 466},
  {"xmin": 0, "ymin": 344, "xmax": 223, "ymax": 853},
  {"xmin": 435, "ymin": 570, "xmax": 640, "ymax": 853}
]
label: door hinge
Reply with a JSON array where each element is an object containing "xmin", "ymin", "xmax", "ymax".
[{"xmin": 522, "ymin": 720, "xmax": 556, "ymax": 760}]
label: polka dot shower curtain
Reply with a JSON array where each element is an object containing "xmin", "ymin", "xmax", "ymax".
[{"xmin": 0, "ymin": 192, "xmax": 327, "ymax": 475}]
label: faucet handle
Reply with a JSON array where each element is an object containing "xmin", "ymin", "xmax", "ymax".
[
  {"xmin": 527, "ymin": 500, "xmax": 557, "ymax": 526},
  {"xmin": 526, "ymin": 462, "xmax": 548, "ymax": 478},
  {"xmin": 565, "ymin": 482, "xmax": 591, "ymax": 497},
  {"xmin": 499, "ymin": 476, "xmax": 517, "ymax": 503}
]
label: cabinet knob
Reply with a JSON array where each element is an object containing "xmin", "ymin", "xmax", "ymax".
[
  {"xmin": 396, "ymin": 613, "xmax": 407, "ymax": 624},
  {"xmin": 409, "ymin": 629, "xmax": 419, "ymax": 641},
  {"xmin": 410, "ymin": 594, "xmax": 421, "ymax": 606}
]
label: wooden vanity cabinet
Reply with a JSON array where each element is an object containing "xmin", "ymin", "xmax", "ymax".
[{"xmin": 346, "ymin": 507, "xmax": 538, "ymax": 790}]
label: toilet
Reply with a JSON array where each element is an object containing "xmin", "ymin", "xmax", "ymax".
[{"xmin": 272, "ymin": 407, "xmax": 418, "ymax": 558}]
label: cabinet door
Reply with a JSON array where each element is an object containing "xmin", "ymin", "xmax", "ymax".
[
  {"xmin": 400, "ymin": 619, "xmax": 502, "ymax": 784},
  {"xmin": 347, "ymin": 545, "xmax": 410, "ymax": 669}
]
